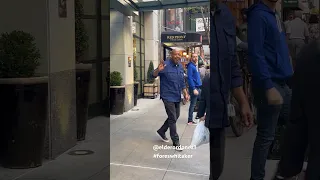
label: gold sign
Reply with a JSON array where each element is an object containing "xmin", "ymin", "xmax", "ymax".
[{"xmin": 166, "ymin": 35, "xmax": 186, "ymax": 42}]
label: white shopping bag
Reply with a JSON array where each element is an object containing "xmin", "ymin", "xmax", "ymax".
[{"xmin": 190, "ymin": 121, "xmax": 210, "ymax": 147}]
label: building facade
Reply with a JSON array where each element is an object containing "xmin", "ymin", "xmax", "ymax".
[{"xmin": 110, "ymin": 1, "xmax": 161, "ymax": 110}]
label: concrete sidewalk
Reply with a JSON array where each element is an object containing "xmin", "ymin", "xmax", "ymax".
[
  {"xmin": 0, "ymin": 98, "xmax": 279, "ymax": 180},
  {"xmin": 109, "ymin": 98, "xmax": 279, "ymax": 180}
]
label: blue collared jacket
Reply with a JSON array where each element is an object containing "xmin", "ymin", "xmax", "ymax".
[
  {"xmin": 152, "ymin": 59, "xmax": 186, "ymax": 103},
  {"xmin": 198, "ymin": 3, "xmax": 243, "ymax": 129}
]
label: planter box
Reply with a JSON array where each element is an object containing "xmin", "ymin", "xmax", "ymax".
[
  {"xmin": 75, "ymin": 64, "xmax": 92, "ymax": 141},
  {"xmin": 143, "ymin": 83, "xmax": 158, "ymax": 99},
  {"xmin": 0, "ymin": 77, "xmax": 48, "ymax": 169},
  {"xmin": 110, "ymin": 86, "xmax": 125, "ymax": 115}
]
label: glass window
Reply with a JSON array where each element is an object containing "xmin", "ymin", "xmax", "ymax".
[
  {"xmin": 141, "ymin": 56, "xmax": 145, "ymax": 81},
  {"xmin": 133, "ymin": 15, "xmax": 140, "ymax": 23},
  {"xmin": 141, "ymin": 12, "xmax": 144, "ymax": 25},
  {"xmin": 141, "ymin": 40, "xmax": 145, "ymax": 53},
  {"xmin": 133, "ymin": 23, "xmax": 140, "ymax": 37},
  {"xmin": 136, "ymin": 38, "xmax": 141, "ymax": 53},
  {"xmin": 141, "ymin": 24, "xmax": 145, "ymax": 39},
  {"xmin": 165, "ymin": 8, "xmax": 184, "ymax": 32},
  {"xmin": 135, "ymin": 51, "xmax": 141, "ymax": 66}
]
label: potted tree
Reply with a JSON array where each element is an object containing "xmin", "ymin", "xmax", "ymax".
[
  {"xmin": 110, "ymin": 71, "xmax": 125, "ymax": 115},
  {"xmin": 0, "ymin": 30, "xmax": 48, "ymax": 168},
  {"xmin": 74, "ymin": 0, "xmax": 91, "ymax": 141},
  {"xmin": 133, "ymin": 59, "xmax": 139, "ymax": 106},
  {"xmin": 143, "ymin": 61, "xmax": 158, "ymax": 99}
]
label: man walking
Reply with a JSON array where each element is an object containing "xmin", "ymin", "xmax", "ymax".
[
  {"xmin": 187, "ymin": 53, "xmax": 202, "ymax": 125},
  {"xmin": 286, "ymin": 11, "xmax": 309, "ymax": 69},
  {"xmin": 196, "ymin": 1, "xmax": 254, "ymax": 179},
  {"xmin": 247, "ymin": 0, "xmax": 293, "ymax": 179},
  {"xmin": 272, "ymin": 39, "xmax": 320, "ymax": 180},
  {"xmin": 153, "ymin": 49, "xmax": 190, "ymax": 149}
]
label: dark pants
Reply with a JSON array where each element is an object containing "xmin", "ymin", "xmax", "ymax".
[
  {"xmin": 158, "ymin": 100, "xmax": 180, "ymax": 142},
  {"xmin": 276, "ymin": 73, "xmax": 320, "ymax": 180},
  {"xmin": 250, "ymin": 81, "xmax": 292, "ymax": 180},
  {"xmin": 209, "ymin": 128, "xmax": 226, "ymax": 180},
  {"xmin": 188, "ymin": 87, "xmax": 201, "ymax": 122}
]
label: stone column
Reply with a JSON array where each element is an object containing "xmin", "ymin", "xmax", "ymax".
[
  {"xmin": 110, "ymin": 10, "xmax": 134, "ymax": 112},
  {"xmin": 144, "ymin": 11, "xmax": 160, "ymax": 78},
  {"xmin": 47, "ymin": 0, "xmax": 77, "ymax": 158},
  {"xmin": 0, "ymin": 0, "xmax": 77, "ymax": 159}
]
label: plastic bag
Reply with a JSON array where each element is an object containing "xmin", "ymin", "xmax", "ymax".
[{"xmin": 190, "ymin": 121, "xmax": 210, "ymax": 147}]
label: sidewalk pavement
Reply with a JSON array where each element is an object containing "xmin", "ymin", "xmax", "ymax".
[
  {"xmin": 0, "ymin": 98, "xmax": 279, "ymax": 180},
  {"xmin": 110, "ymin": 98, "xmax": 279, "ymax": 180}
]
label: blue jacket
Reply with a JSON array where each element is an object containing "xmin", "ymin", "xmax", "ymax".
[
  {"xmin": 247, "ymin": 2, "xmax": 293, "ymax": 89},
  {"xmin": 198, "ymin": 3, "xmax": 243, "ymax": 129},
  {"xmin": 187, "ymin": 62, "xmax": 202, "ymax": 91},
  {"xmin": 152, "ymin": 59, "xmax": 186, "ymax": 103}
]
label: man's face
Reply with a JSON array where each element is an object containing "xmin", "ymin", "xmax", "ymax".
[
  {"xmin": 191, "ymin": 54, "xmax": 198, "ymax": 64},
  {"xmin": 171, "ymin": 50, "xmax": 181, "ymax": 64},
  {"xmin": 288, "ymin": 14, "xmax": 293, "ymax": 20}
]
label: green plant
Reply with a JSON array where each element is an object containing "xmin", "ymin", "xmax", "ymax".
[
  {"xmin": 75, "ymin": 0, "xmax": 89, "ymax": 63},
  {"xmin": 0, "ymin": 30, "xmax": 40, "ymax": 78},
  {"xmin": 110, "ymin": 71, "xmax": 123, "ymax": 86},
  {"xmin": 147, "ymin": 61, "xmax": 155, "ymax": 84},
  {"xmin": 133, "ymin": 59, "xmax": 138, "ymax": 82}
]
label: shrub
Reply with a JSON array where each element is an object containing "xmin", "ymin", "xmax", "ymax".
[
  {"xmin": 147, "ymin": 61, "xmax": 155, "ymax": 84},
  {"xmin": 133, "ymin": 59, "xmax": 138, "ymax": 82},
  {"xmin": 0, "ymin": 30, "xmax": 40, "ymax": 78},
  {"xmin": 110, "ymin": 71, "xmax": 123, "ymax": 86},
  {"xmin": 75, "ymin": 0, "xmax": 89, "ymax": 62}
]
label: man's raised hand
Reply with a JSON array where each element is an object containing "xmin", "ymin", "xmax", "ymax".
[{"xmin": 158, "ymin": 60, "xmax": 166, "ymax": 71}]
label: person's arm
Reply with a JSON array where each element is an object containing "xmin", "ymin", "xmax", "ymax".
[
  {"xmin": 285, "ymin": 22, "xmax": 291, "ymax": 41},
  {"xmin": 247, "ymin": 14, "xmax": 274, "ymax": 90},
  {"xmin": 152, "ymin": 68, "xmax": 161, "ymax": 78},
  {"xmin": 197, "ymin": 74, "xmax": 208, "ymax": 118},
  {"xmin": 187, "ymin": 65, "xmax": 195, "ymax": 91}
]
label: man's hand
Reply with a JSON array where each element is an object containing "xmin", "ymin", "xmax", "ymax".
[
  {"xmin": 158, "ymin": 60, "xmax": 166, "ymax": 71},
  {"xmin": 240, "ymin": 103, "xmax": 254, "ymax": 128},
  {"xmin": 184, "ymin": 93, "xmax": 190, "ymax": 102},
  {"xmin": 266, "ymin": 87, "xmax": 283, "ymax": 105},
  {"xmin": 200, "ymin": 115, "xmax": 206, "ymax": 121},
  {"xmin": 193, "ymin": 89, "xmax": 199, "ymax": 96}
]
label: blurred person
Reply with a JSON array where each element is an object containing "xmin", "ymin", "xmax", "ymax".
[
  {"xmin": 286, "ymin": 10, "xmax": 309, "ymax": 69},
  {"xmin": 187, "ymin": 53, "xmax": 202, "ymax": 125},
  {"xmin": 238, "ymin": 8, "xmax": 248, "ymax": 42},
  {"xmin": 273, "ymin": 39, "xmax": 320, "ymax": 180},
  {"xmin": 152, "ymin": 49, "xmax": 190, "ymax": 150},
  {"xmin": 284, "ymin": 12, "xmax": 294, "ymax": 31},
  {"xmin": 196, "ymin": 1, "xmax": 254, "ymax": 179},
  {"xmin": 247, "ymin": 0, "xmax": 294, "ymax": 179}
]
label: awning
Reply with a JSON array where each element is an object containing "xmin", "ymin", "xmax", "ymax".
[
  {"xmin": 114, "ymin": 0, "xmax": 209, "ymax": 12},
  {"xmin": 161, "ymin": 31, "xmax": 202, "ymax": 43},
  {"xmin": 282, "ymin": 0, "xmax": 305, "ymax": 10}
]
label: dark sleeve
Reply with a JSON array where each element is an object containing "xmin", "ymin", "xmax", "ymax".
[
  {"xmin": 197, "ymin": 74, "xmax": 209, "ymax": 118},
  {"xmin": 231, "ymin": 34, "xmax": 243, "ymax": 89},
  {"xmin": 187, "ymin": 65, "xmax": 195, "ymax": 90},
  {"xmin": 247, "ymin": 13, "xmax": 274, "ymax": 90}
]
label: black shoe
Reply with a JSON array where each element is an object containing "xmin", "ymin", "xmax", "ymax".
[
  {"xmin": 173, "ymin": 142, "xmax": 183, "ymax": 152},
  {"xmin": 156, "ymin": 130, "xmax": 169, "ymax": 143}
]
